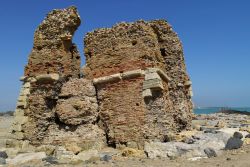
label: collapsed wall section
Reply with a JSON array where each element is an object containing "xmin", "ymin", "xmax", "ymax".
[
  {"xmin": 24, "ymin": 6, "xmax": 81, "ymax": 78},
  {"xmin": 10, "ymin": 7, "xmax": 106, "ymax": 152},
  {"xmin": 20, "ymin": 6, "xmax": 83, "ymax": 146}
]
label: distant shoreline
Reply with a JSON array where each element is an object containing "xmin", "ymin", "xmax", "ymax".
[
  {"xmin": 0, "ymin": 111, "xmax": 14, "ymax": 116},
  {"xmin": 194, "ymin": 107, "xmax": 250, "ymax": 115},
  {"xmin": 217, "ymin": 109, "xmax": 250, "ymax": 115}
]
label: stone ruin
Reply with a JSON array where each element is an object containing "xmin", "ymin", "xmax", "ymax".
[{"xmin": 10, "ymin": 6, "xmax": 193, "ymax": 152}]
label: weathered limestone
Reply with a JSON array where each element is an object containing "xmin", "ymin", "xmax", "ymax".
[
  {"xmin": 11, "ymin": 81, "xmax": 30, "ymax": 141},
  {"xmin": 92, "ymin": 68, "xmax": 169, "ymax": 97},
  {"xmin": 149, "ymin": 20, "xmax": 194, "ymax": 130},
  {"xmin": 55, "ymin": 78, "xmax": 98, "ymax": 125},
  {"xmin": 11, "ymin": 7, "xmax": 193, "ymax": 152},
  {"xmin": 35, "ymin": 73, "xmax": 60, "ymax": 83},
  {"xmin": 143, "ymin": 68, "xmax": 164, "ymax": 91},
  {"xmin": 83, "ymin": 20, "xmax": 193, "ymax": 148},
  {"xmin": 6, "ymin": 152, "xmax": 46, "ymax": 165},
  {"xmin": 122, "ymin": 69, "xmax": 145, "ymax": 79},
  {"xmin": 14, "ymin": 6, "xmax": 83, "ymax": 147},
  {"xmin": 93, "ymin": 73, "xmax": 122, "ymax": 85},
  {"xmin": 10, "ymin": 6, "xmax": 105, "ymax": 151},
  {"xmin": 24, "ymin": 6, "xmax": 81, "ymax": 78}
]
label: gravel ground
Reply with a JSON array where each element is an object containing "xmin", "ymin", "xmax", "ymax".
[{"xmin": 1, "ymin": 115, "xmax": 250, "ymax": 167}]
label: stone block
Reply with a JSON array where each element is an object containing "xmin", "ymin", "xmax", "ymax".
[
  {"xmin": 243, "ymin": 138, "xmax": 250, "ymax": 145},
  {"xmin": 145, "ymin": 68, "xmax": 158, "ymax": 73},
  {"xmin": 6, "ymin": 152, "xmax": 46, "ymax": 165},
  {"xmin": 23, "ymin": 82, "xmax": 31, "ymax": 88},
  {"xmin": 16, "ymin": 101, "xmax": 27, "ymax": 108},
  {"xmin": 204, "ymin": 148, "xmax": 217, "ymax": 158},
  {"xmin": 122, "ymin": 69, "xmax": 144, "ymax": 79},
  {"xmin": 76, "ymin": 149, "xmax": 99, "ymax": 161},
  {"xmin": 157, "ymin": 69, "xmax": 171, "ymax": 82},
  {"xmin": 35, "ymin": 73, "xmax": 60, "ymax": 83},
  {"xmin": 184, "ymin": 81, "xmax": 192, "ymax": 86},
  {"xmin": 65, "ymin": 142, "xmax": 82, "ymax": 154},
  {"xmin": 188, "ymin": 86, "xmax": 193, "ymax": 91},
  {"xmin": 54, "ymin": 146, "xmax": 75, "ymax": 160},
  {"xmin": 0, "ymin": 151, "xmax": 8, "ymax": 159},
  {"xmin": 19, "ymin": 76, "xmax": 27, "ymax": 81},
  {"xmin": 27, "ymin": 77, "xmax": 37, "ymax": 83},
  {"xmin": 14, "ymin": 109, "xmax": 24, "ymax": 117},
  {"xmin": 18, "ymin": 95, "xmax": 27, "ymax": 102},
  {"xmin": 177, "ymin": 83, "xmax": 184, "ymax": 87},
  {"xmin": 145, "ymin": 72, "xmax": 161, "ymax": 81},
  {"xmin": 189, "ymin": 90, "xmax": 194, "ymax": 97},
  {"xmin": 225, "ymin": 137, "xmax": 243, "ymax": 150},
  {"xmin": 93, "ymin": 73, "xmax": 121, "ymax": 85},
  {"xmin": 143, "ymin": 79, "xmax": 163, "ymax": 90},
  {"xmin": 233, "ymin": 132, "xmax": 243, "ymax": 139},
  {"xmin": 121, "ymin": 147, "xmax": 146, "ymax": 157},
  {"xmin": 36, "ymin": 145, "xmax": 56, "ymax": 156},
  {"xmin": 240, "ymin": 127, "xmax": 250, "ymax": 133},
  {"xmin": 142, "ymin": 89, "xmax": 152, "ymax": 98}
]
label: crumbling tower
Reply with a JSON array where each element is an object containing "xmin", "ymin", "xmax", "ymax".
[
  {"xmin": 12, "ymin": 6, "xmax": 81, "ymax": 145},
  {"xmin": 11, "ymin": 7, "xmax": 105, "ymax": 151},
  {"xmin": 11, "ymin": 6, "xmax": 193, "ymax": 151},
  {"xmin": 83, "ymin": 20, "xmax": 193, "ymax": 148}
]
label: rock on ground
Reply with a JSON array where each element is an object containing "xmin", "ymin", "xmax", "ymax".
[
  {"xmin": 0, "ymin": 151, "xmax": 8, "ymax": 159},
  {"xmin": 204, "ymin": 148, "xmax": 217, "ymax": 158},
  {"xmin": 6, "ymin": 152, "xmax": 46, "ymax": 165},
  {"xmin": 225, "ymin": 137, "xmax": 243, "ymax": 150}
]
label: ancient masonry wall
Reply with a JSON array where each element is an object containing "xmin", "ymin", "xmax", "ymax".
[
  {"xmin": 83, "ymin": 20, "xmax": 193, "ymax": 148},
  {"xmin": 10, "ymin": 6, "xmax": 193, "ymax": 152},
  {"xmin": 10, "ymin": 7, "xmax": 106, "ymax": 153},
  {"xmin": 149, "ymin": 21, "xmax": 193, "ymax": 130},
  {"xmin": 24, "ymin": 7, "xmax": 81, "ymax": 78}
]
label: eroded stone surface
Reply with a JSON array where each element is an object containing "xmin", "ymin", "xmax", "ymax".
[
  {"xmin": 43, "ymin": 124, "xmax": 106, "ymax": 151},
  {"xmin": 56, "ymin": 78, "xmax": 98, "ymax": 125},
  {"xmin": 83, "ymin": 20, "xmax": 193, "ymax": 147},
  {"xmin": 10, "ymin": 6, "xmax": 105, "ymax": 151},
  {"xmin": 11, "ymin": 7, "xmax": 193, "ymax": 152},
  {"xmin": 25, "ymin": 6, "xmax": 81, "ymax": 78}
]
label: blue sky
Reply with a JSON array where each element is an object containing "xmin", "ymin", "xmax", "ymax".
[{"xmin": 0, "ymin": 0, "xmax": 250, "ymax": 111}]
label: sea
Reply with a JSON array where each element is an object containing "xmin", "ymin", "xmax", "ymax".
[{"xmin": 194, "ymin": 107, "xmax": 250, "ymax": 114}]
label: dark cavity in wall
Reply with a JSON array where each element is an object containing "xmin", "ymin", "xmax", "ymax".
[
  {"xmin": 160, "ymin": 48, "xmax": 166, "ymax": 57},
  {"xmin": 144, "ymin": 90, "xmax": 163, "ymax": 105},
  {"xmin": 45, "ymin": 98, "xmax": 57, "ymax": 111}
]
